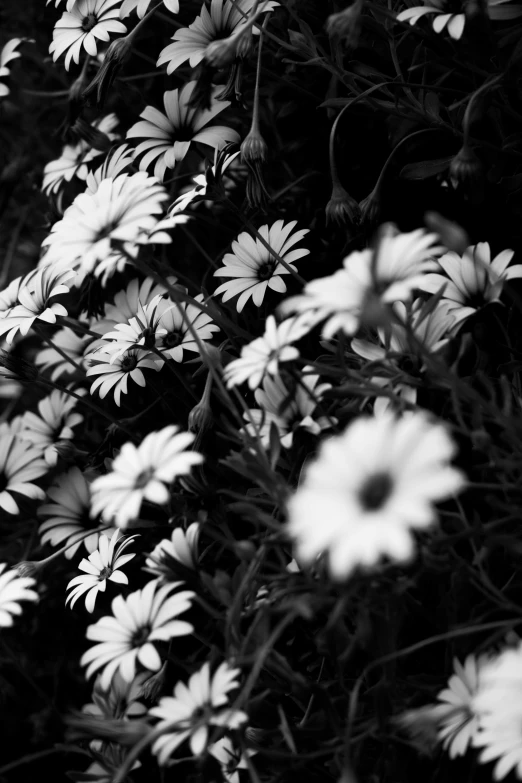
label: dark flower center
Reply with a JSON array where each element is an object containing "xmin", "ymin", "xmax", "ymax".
[
  {"xmin": 163, "ymin": 330, "xmax": 183, "ymax": 349},
  {"xmin": 358, "ymin": 471, "xmax": 394, "ymax": 511},
  {"xmin": 99, "ymin": 566, "xmax": 112, "ymax": 580},
  {"xmin": 131, "ymin": 624, "xmax": 151, "ymax": 647},
  {"xmin": 120, "ymin": 353, "xmax": 139, "ymax": 372},
  {"xmin": 82, "ymin": 13, "xmax": 98, "ymax": 32},
  {"xmin": 257, "ymin": 259, "xmax": 276, "ymax": 281},
  {"xmin": 135, "ymin": 467, "xmax": 155, "ymax": 489},
  {"xmin": 139, "ymin": 326, "xmax": 156, "ymax": 349}
]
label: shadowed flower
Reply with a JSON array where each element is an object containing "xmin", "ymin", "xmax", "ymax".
[
  {"xmin": 35, "ymin": 326, "xmax": 91, "ymax": 381},
  {"xmin": 0, "ymin": 435, "xmax": 48, "ymax": 515},
  {"xmin": 287, "ymin": 410, "xmax": 465, "ymax": 579},
  {"xmin": 150, "ymin": 661, "xmax": 248, "ymax": 763},
  {"xmin": 0, "ymin": 563, "xmax": 38, "ymax": 626},
  {"xmin": 214, "ymin": 221, "xmax": 309, "ymax": 313},
  {"xmin": 81, "ymin": 579, "xmax": 195, "ymax": 689},
  {"xmin": 145, "ymin": 522, "xmax": 201, "ymax": 579},
  {"xmin": 126, "ymin": 82, "xmax": 240, "ymax": 181},
  {"xmin": 21, "ymin": 389, "xmax": 84, "ymax": 466}
]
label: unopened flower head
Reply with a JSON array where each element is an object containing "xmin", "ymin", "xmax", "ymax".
[
  {"xmin": 287, "ymin": 410, "xmax": 465, "ymax": 579},
  {"xmin": 90, "ymin": 426, "xmax": 204, "ymax": 527}
]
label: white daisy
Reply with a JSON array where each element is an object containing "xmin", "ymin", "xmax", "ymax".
[
  {"xmin": 0, "ymin": 38, "xmax": 30, "ymax": 98},
  {"xmin": 0, "ymin": 266, "xmax": 75, "ymax": 344},
  {"xmin": 473, "ymin": 643, "xmax": 522, "ymax": 780},
  {"xmin": 120, "ymin": 0, "xmax": 179, "ymax": 18},
  {"xmin": 169, "ymin": 147, "xmax": 241, "ymax": 215},
  {"xmin": 397, "ymin": 0, "xmax": 522, "ymax": 41},
  {"xmin": 243, "ymin": 369, "xmax": 334, "ymax": 448},
  {"xmin": 42, "ymin": 172, "xmax": 168, "ymax": 284},
  {"xmin": 209, "ymin": 737, "xmax": 256, "ymax": 783},
  {"xmin": 417, "ymin": 241, "xmax": 522, "ymax": 328},
  {"xmin": 0, "ymin": 435, "xmax": 48, "ymax": 515},
  {"xmin": 81, "ymin": 579, "xmax": 195, "ymax": 690},
  {"xmin": 85, "ymin": 348, "xmax": 162, "ymax": 407},
  {"xmin": 435, "ymin": 654, "xmax": 488, "ymax": 758},
  {"xmin": 42, "ymin": 114, "xmax": 120, "ymax": 196},
  {"xmin": 49, "ymin": 0, "xmax": 127, "ymax": 71},
  {"xmin": 126, "ymin": 82, "xmax": 240, "ymax": 181},
  {"xmin": 281, "ymin": 224, "xmax": 442, "ymax": 338},
  {"xmin": 38, "ymin": 467, "xmax": 109, "ymax": 559},
  {"xmin": 90, "ymin": 426, "xmax": 204, "ymax": 528},
  {"xmin": 0, "ymin": 563, "xmax": 38, "ymax": 626},
  {"xmin": 0, "ymin": 276, "xmax": 23, "ymax": 317},
  {"xmin": 223, "ymin": 313, "xmax": 312, "ymax": 390},
  {"xmin": 214, "ymin": 220, "xmax": 310, "ymax": 313},
  {"xmin": 145, "ymin": 521, "xmax": 201, "ymax": 579},
  {"xmin": 99, "ymin": 296, "xmax": 168, "ymax": 363},
  {"xmin": 155, "ymin": 293, "xmax": 220, "ymax": 362},
  {"xmin": 157, "ymin": 0, "xmax": 278, "ymax": 75},
  {"xmin": 21, "ymin": 389, "xmax": 83, "ymax": 466},
  {"xmin": 66, "ymin": 530, "xmax": 137, "ymax": 613},
  {"xmin": 286, "ymin": 410, "xmax": 465, "ymax": 579},
  {"xmin": 150, "ymin": 661, "xmax": 248, "ymax": 764},
  {"xmin": 35, "ymin": 326, "xmax": 91, "ymax": 381},
  {"xmin": 85, "ymin": 143, "xmax": 135, "ymax": 194}
]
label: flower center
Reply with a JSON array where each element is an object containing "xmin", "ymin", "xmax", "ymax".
[
  {"xmin": 163, "ymin": 330, "xmax": 183, "ymax": 348},
  {"xmin": 135, "ymin": 467, "xmax": 155, "ymax": 489},
  {"xmin": 120, "ymin": 353, "xmax": 139, "ymax": 372},
  {"xmin": 257, "ymin": 259, "xmax": 276, "ymax": 281},
  {"xmin": 358, "ymin": 471, "xmax": 393, "ymax": 511},
  {"xmin": 131, "ymin": 624, "xmax": 151, "ymax": 647},
  {"xmin": 98, "ymin": 566, "xmax": 112, "ymax": 580},
  {"xmin": 82, "ymin": 13, "xmax": 98, "ymax": 32},
  {"xmin": 139, "ymin": 326, "xmax": 157, "ymax": 349}
]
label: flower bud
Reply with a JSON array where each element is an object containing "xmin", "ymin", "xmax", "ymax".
[
  {"xmin": 205, "ymin": 35, "xmax": 239, "ymax": 69},
  {"xmin": 70, "ymin": 117, "xmax": 113, "ymax": 152},
  {"xmin": 241, "ymin": 127, "xmax": 268, "ymax": 164},
  {"xmin": 358, "ymin": 189, "xmax": 381, "ymax": 231},
  {"xmin": 325, "ymin": 181, "xmax": 361, "ymax": 228},
  {"xmin": 188, "ymin": 397, "xmax": 214, "ymax": 436},
  {"xmin": 82, "ymin": 35, "xmax": 133, "ymax": 107},
  {"xmin": 449, "ymin": 144, "xmax": 484, "ymax": 199},
  {"xmin": 325, "ymin": 0, "xmax": 364, "ymax": 49},
  {"xmin": 15, "ymin": 561, "xmax": 41, "ymax": 578},
  {"xmin": 138, "ymin": 662, "xmax": 167, "ymax": 701}
]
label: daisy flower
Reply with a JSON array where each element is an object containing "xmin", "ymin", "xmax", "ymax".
[
  {"xmin": 49, "ymin": 0, "xmax": 127, "ymax": 72},
  {"xmin": 90, "ymin": 426, "xmax": 204, "ymax": 528},
  {"xmin": 155, "ymin": 293, "xmax": 220, "ymax": 363},
  {"xmin": 157, "ymin": 0, "xmax": 278, "ymax": 75},
  {"xmin": 0, "ymin": 563, "xmax": 38, "ymax": 626},
  {"xmin": 21, "ymin": 389, "xmax": 84, "ymax": 466},
  {"xmin": 66, "ymin": 530, "xmax": 137, "ymax": 613},
  {"xmin": 42, "ymin": 172, "xmax": 168, "ymax": 284},
  {"xmin": 35, "ymin": 326, "xmax": 91, "ymax": 381},
  {"xmin": 145, "ymin": 522, "xmax": 201, "ymax": 579},
  {"xmin": 126, "ymin": 82, "xmax": 240, "ymax": 181},
  {"xmin": 417, "ymin": 242, "xmax": 522, "ymax": 329},
  {"xmin": 0, "ymin": 38, "xmax": 30, "ymax": 98},
  {"xmin": 473, "ymin": 642, "xmax": 522, "ymax": 780},
  {"xmin": 150, "ymin": 661, "xmax": 248, "ymax": 764},
  {"xmin": 0, "ymin": 266, "xmax": 75, "ymax": 344},
  {"xmin": 286, "ymin": 410, "xmax": 465, "ymax": 580},
  {"xmin": 86, "ymin": 348, "xmax": 162, "ymax": 406},
  {"xmin": 0, "ymin": 435, "xmax": 48, "ymax": 515},
  {"xmin": 85, "ymin": 143, "xmax": 135, "ymax": 194},
  {"xmin": 42, "ymin": 114, "xmax": 120, "ymax": 196},
  {"xmin": 120, "ymin": 0, "xmax": 179, "ymax": 18},
  {"xmin": 281, "ymin": 224, "xmax": 442, "ymax": 338},
  {"xmin": 0, "ymin": 276, "xmax": 23, "ymax": 318},
  {"xmin": 169, "ymin": 147, "xmax": 241, "ymax": 215},
  {"xmin": 243, "ymin": 369, "xmax": 334, "ymax": 448},
  {"xmin": 209, "ymin": 737, "xmax": 256, "ymax": 783},
  {"xmin": 397, "ymin": 0, "xmax": 522, "ymax": 41},
  {"xmin": 99, "ymin": 296, "xmax": 168, "ymax": 363},
  {"xmin": 84, "ymin": 670, "xmax": 149, "ymax": 720},
  {"xmin": 38, "ymin": 467, "xmax": 109, "ymax": 559},
  {"xmin": 81, "ymin": 579, "xmax": 195, "ymax": 690},
  {"xmin": 214, "ymin": 220, "xmax": 310, "ymax": 313},
  {"xmin": 224, "ymin": 313, "xmax": 312, "ymax": 390}
]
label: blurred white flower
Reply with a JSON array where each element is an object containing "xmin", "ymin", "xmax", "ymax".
[
  {"xmin": 435, "ymin": 654, "xmax": 489, "ymax": 758},
  {"xmin": 90, "ymin": 426, "xmax": 204, "ymax": 527},
  {"xmin": 0, "ymin": 563, "xmax": 38, "ymax": 626},
  {"xmin": 145, "ymin": 522, "xmax": 201, "ymax": 579},
  {"xmin": 287, "ymin": 410, "xmax": 465, "ymax": 579},
  {"xmin": 66, "ymin": 530, "xmax": 137, "ymax": 612},
  {"xmin": 120, "ymin": 0, "xmax": 179, "ymax": 17},
  {"xmin": 150, "ymin": 661, "xmax": 248, "ymax": 763},
  {"xmin": 0, "ymin": 435, "xmax": 47, "ymax": 515},
  {"xmin": 208, "ymin": 736, "xmax": 256, "ymax": 783},
  {"xmin": 21, "ymin": 389, "xmax": 83, "ymax": 466},
  {"xmin": 0, "ymin": 38, "xmax": 31, "ymax": 98},
  {"xmin": 126, "ymin": 82, "xmax": 239, "ymax": 181},
  {"xmin": 35, "ymin": 326, "xmax": 91, "ymax": 381},
  {"xmin": 84, "ymin": 669, "xmax": 148, "ymax": 720},
  {"xmin": 214, "ymin": 220, "xmax": 310, "ymax": 313},
  {"xmin": 49, "ymin": 0, "xmax": 127, "ymax": 71},
  {"xmin": 81, "ymin": 579, "xmax": 194, "ymax": 689}
]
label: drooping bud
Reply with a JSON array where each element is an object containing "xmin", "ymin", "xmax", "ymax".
[
  {"xmin": 70, "ymin": 117, "xmax": 113, "ymax": 152},
  {"xmin": 358, "ymin": 188, "xmax": 381, "ymax": 231},
  {"xmin": 325, "ymin": 0, "xmax": 364, "ymax": 49},
  {"xmin": 15, "ymin": 561, "xmax": 41, "ymax": 578},
  {"xmin": 241, "ymin": 126, "xmax": 268, "ymax": 164},
  {"xmin": 138, "ymin": 662, "xmax": 167, "ymax": 701},
  {"xmin": 449, "ymin": 144, "xmax": 484, "ymax": 202},
  {"xmin": 82, "ymin": 35, "xmax": 133, "ymax": 108},
  {"xmin": 325, "ymin": 181, "xmax": 361, "ymax": 229},
  {"xmin": 205, "ymin": 35, "xmax": 239, "ymax": 69}
]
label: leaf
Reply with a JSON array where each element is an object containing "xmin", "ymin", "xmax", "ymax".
[
  {"xmin": 424, "ymin": 91, "xmax": 440, "ymax": 119},
  {"xmin": 399, "ymin": 156, "xmax": 453, "ymax": 180}
]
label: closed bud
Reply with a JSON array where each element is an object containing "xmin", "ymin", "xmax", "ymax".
[
  {"xmin": 70, "ymin": 117, "xmax": 113, "ymax": 152},
  {"xmin": 15, "ymin": 561, "xmax": 41, "ymax": 578},
  {"xmin": 0, "ymin": 350, "xmax": 39, "ymax": 383},
  {"xmin": 188, "ymin": 397, "xmax": 214, "ymax": 435},
  {"xmin": 82, "ymin": 36, "xmax": 133, "ymax": 107},
  {"xmin": 325, "ymin": 181, "xmax": 361, "ymax": 228},
  {"xmin": 358, "ymin": 188, "xmax": 381, "ymax": 230},
  {"xmin": 449, "ymin": 144, "xmax": 484, "ymax": 198},
  {"xmin": 241, "ymin": 127, "xmax": 268, "ymax": 164},
  {"xmin": 234, "ymin": 540, "xmax": 257, "ymax": 561},
  {"xmin": 138, "ymin": 662, "xmax": 167, "ymax": 701},
  {"xmin": 205, "ymin": 35, "xmax": 239, "ymax": 69}
]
